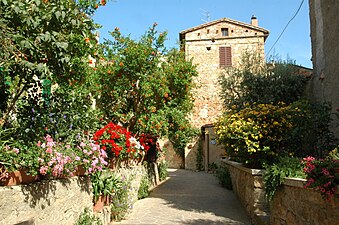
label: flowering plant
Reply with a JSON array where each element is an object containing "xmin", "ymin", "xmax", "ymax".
[
  {"xmin": 93, "ymin": 122, "xmax": 145, "ymax": 160},
  {"xmin": 302, "ymin": 156, "xmax": 339, "ymax": 201},
  {"xmin": 38, "ymin": 135, "xmax": 107, "ymax": 177}
]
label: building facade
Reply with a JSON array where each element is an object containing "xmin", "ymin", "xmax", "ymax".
[
  {"xmin": 180, "ymin": 16, "xmax": 269, "ymax": 128},
  {"xmin": 179, "ymin": 17, "xmax": 269, "ymax": 170}
]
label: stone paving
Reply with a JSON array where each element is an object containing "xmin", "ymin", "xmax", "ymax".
[{"xmin": 111, "ymin": 169, "xmax": 251, "ymax": 225}]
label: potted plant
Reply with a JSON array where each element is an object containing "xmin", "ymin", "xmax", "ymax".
[{"xmin": 91, "ymin": 170, "xmax": 122, "ymax": 212}]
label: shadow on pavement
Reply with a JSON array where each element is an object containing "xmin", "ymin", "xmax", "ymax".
[{"xmin": 149, "ymin": 169, "xmax": 251, "ymax": 225}]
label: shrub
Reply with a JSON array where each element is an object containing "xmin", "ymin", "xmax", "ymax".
[
  {"xmin": 219, "ymin": 53, "xmax": 307, "ymax": 110},
  {"xmin": 215, "ymin": 102, "xmax": 297, "ymax": 167},
  {"xmin": 158, "ymin": 160, "xmax": 169, "ymax": 181},
  {"xmin": 216, "ymin": 166, "xmax": 233, "ymax": 190},
  {"xmin": 215, "ymin": 100, "xmax": 337, "ymax": 167},
  {"xmin": 74, "ymin": 207, "xmax": 102, "ymax": 225},
  {"xmin": 138, "ymin": 173, "xmax": 150, "ymax": 199},
  {"xmin": 263, "ymin": 157, "xmax": 305, "ymax": 201}
]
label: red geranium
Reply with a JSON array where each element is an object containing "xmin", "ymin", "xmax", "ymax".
[{"xmin": 93, "ymin": 122, "xmax": 133, "ymax": 158}]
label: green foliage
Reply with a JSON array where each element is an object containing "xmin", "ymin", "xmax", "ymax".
[
  {"xmin": 302, "ymin": 156, "xmax": 339, "ymax": 201},
  {"xmin": 208, "ymin": 162, "xmax": 218, "ymax": 172},
  {"xmin": 138, "ymin": 173, "xmax": 150, "ymax": 199},
  {"xmin": 196, "ymin": 138, "xmax": 204, "ymax": 171},
  {"xmin": 219, "ymin": 52, "xmax": 307, "ymax": 110},
  {"xmin": 74, "ymin": 207, "xmax": 102, "ymax": 225},
  {"xmin": 263, "ymin": 157, "xmax": 305, "ymax": 201},
  {"xmin": 0, "ymin": 0, "xmax": 99, "ymax": 126},
  {"xmin": 158, "ymin": 160, "xmax": 169, "ymax": 181},
  {"xmin": 215, "ymin": 166, "xmax": 233, "ymax": 190},
  {"xmin": 93, "ymin": 24, "xmax": 198, "ymax": 155},
  {"xmin": 91, "ymin": 170, "xmax": 122, "ymax": 202},
  {"xmin": 215, "ymin": 102, "xmax": 298, "ymax": 167},
  {"xmin": 215, "ymin": 99, "xmax": 337, "ymax": 167}
]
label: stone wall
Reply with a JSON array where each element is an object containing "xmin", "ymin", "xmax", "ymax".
[
  {"xmin": 0, "ymin": 177, "xmax": 92, "ymax": 225},
  {"xmin": 221, "ymin": 159, "xmax": 268, "ymax": 225},
  {"xmin": 0, "ymin": 165, "xmax": 160, "ymax": 225},
  {"xmin": 270, "ymin": 178, "xmax": 339, "ymax": 225},
  {"xmin": 308, "ymin": 0, "xmax": 339, "ymax": 138},
  {"xmin": 222, "ymin": 159, "xmax": 339, "ymax": 225}
]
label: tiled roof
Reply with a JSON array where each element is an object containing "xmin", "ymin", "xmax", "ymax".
[{"xmin": 180, "ymin": 17, "xmax": 269, "ymax": 35}]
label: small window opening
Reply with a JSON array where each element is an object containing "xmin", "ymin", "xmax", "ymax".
[
  {"xmin": 207, "ymin": 29, "xmax": 210, "ymax": 34},
  {"xmin": 197, "ymin": 33, "xmax": 200, "ymax": 36},
  {"xmin": 221, "ymin": 28, "xmax": 229, "ymax": 36}
]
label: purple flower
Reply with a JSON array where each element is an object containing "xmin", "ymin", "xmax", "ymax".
[{"xmin": 32, "ymin": 108, "xmax": 35, "ymax": 113}]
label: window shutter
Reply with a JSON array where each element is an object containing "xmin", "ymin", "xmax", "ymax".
[
  {"xmin": 219, "ymin": 46, "xmax": 232, "ymax": 67},
  {"xmin": 225, "ymin": 47, "xmax": 232, "ymax": 66},
  {"xmin": 219, "ymin": 47, "xmax": 226, "ymax": 67}
]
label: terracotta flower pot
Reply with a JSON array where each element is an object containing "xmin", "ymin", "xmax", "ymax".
[
  {"xmin": 0, "ymin": 169, "xmax": 39, "ymax": 186},
  {"xmin": 93, "ymin": 195, "xmax": 110, "ymax": 212},
  {"xmin": 75, "ymin": 165, "xmax": 86, "ymax": 176}
]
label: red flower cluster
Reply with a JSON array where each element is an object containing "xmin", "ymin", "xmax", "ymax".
[
  {"xmin": 138, "ymin": 133, "xmax": 156, "ymax": 152},
  {"xmin": 93, "ymin": 122, "xmax": 132, "ymax": 157}
]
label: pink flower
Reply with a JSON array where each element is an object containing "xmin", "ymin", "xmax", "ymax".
[
  {"xmin": 13, "ymin": 148, "xmax": 19, "ymax": 154},
  {"xmin": 80, "ymin": 142, "xmax": 86, "ymax": 147},
  {"xmin": 66, "ymin": 145, "xmax": 71, "ymax": 149},
  {"xmin": 37, "ymin": 141, "xmax": 41, "ymax": 147},
  {"xmin": 75, "ymin": 156, "xmax": 81, "ymax": 161},
  {"xmin": 46, "ymin": 148, "xmax": 53, "ymax": 154},
  {"xmin": 322, "ymin": 168, "xmax": 330, "ymax": 176},
  {"xmin": 39, "ymin": 166, "xmax": 48, "ymax": 175}
]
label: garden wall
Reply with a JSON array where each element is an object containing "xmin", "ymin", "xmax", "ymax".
[
  {"xmin": 0, "ymin": 176, "xmax": 92, "ymax": 225},
  {"xmin": 221, "ymin": 159, "xmax": 269, "ymax": 225},
  {"xmin": 0, "ymin": 165, "xmax": 158, "ymax": 225},
  {"xmin": 221, "ymin": 159, "xmax": 339, "ymax": 225},
  {"xmin": 270, "ymin": 178, "xmax": 339, "ymax": 225}
]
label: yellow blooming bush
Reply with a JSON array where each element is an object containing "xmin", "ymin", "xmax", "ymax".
[{"xmin": 215, "ymin": 102, "xmax": 299, "ymax": 167}]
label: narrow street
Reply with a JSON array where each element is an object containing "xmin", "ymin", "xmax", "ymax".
[{"xmin": 112, "ymin": 169, "xmax": 251, "ymax": 225}]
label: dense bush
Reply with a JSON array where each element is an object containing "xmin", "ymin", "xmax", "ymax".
[
  {"xmin": 219, "ymin": 53, "xmax": 307, "ymax": 110},
  {"xmin": 215, "ymin": 100, "xmax": 336, "ymax": 167},
  {"xmin": 158, "ymin": 160, "xmax": 169, "ymax": 181},
  {"xmin": 216, "ymin": 166, "xmax": 233, "ymax": 190}
]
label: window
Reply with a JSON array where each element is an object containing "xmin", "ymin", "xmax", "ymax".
[
  {"xmin": 219, "ymin": 46, "xmax": 232, "ymax": 67},
  {"xmin": 207, "ymin": 29, "xmax": 210, "ymax": 34},
  {"xmin": 221, "ymin": 28, "xmax": 229, "ymax": 36}
]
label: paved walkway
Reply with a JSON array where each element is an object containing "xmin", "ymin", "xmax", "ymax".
[{"xmin": 111, "ymin": 169, "xmax": 251, "ymax": 225}]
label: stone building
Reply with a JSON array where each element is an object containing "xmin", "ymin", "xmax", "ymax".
[
  {"xmin": 180, "ymin": 16, "xmax": 269, "ymax": 128},
  {"xmin": 179, "ymin": 17, "xmax": 269, "ymax": 170},
  {"xmin": 308, "ymin": 0, "xmax": 339, "ymax": 138}
]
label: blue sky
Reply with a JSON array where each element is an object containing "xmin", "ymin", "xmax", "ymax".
[{"xmin": 93, "ymin": 0, "xmax": 312, "ymax": 68}]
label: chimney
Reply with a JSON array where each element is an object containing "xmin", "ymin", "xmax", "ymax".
[{"xmin": 251, "ymin": 15, "xmax": 258, "ymax": 26}]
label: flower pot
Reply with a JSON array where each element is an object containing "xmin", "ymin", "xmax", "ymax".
[
  {"xmin": 75, "ymin": 165, "xmax": 86, "ymax": 176},
  {"xmin": 0, "ymin": 169, "xmax": 39, "ymax": 186},
  {"xmin": 93, "ymin": 195, "xmax": 110, "ymax": 212}
]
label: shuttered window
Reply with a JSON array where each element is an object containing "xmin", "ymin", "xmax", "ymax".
[{"xmin": 219, "ymin": 46, "xmax": 232, "ymax": 67}]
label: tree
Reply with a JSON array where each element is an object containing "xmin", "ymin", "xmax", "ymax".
[
  {"xmin": 93, "ymin": 24, "xmax": 199, "ymax": 154},
  {"xmin": 0, "ymin": 0, "xmax": 107, "ymax": 127}
]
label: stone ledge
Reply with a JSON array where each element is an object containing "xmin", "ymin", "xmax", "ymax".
[
  {"xmin": 221, "ymin": 159, "xmax": 265, "ymax": 175},
  {"xmin": 284, "ymin": 177, "xmax": 339, "ymax": 193}
]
